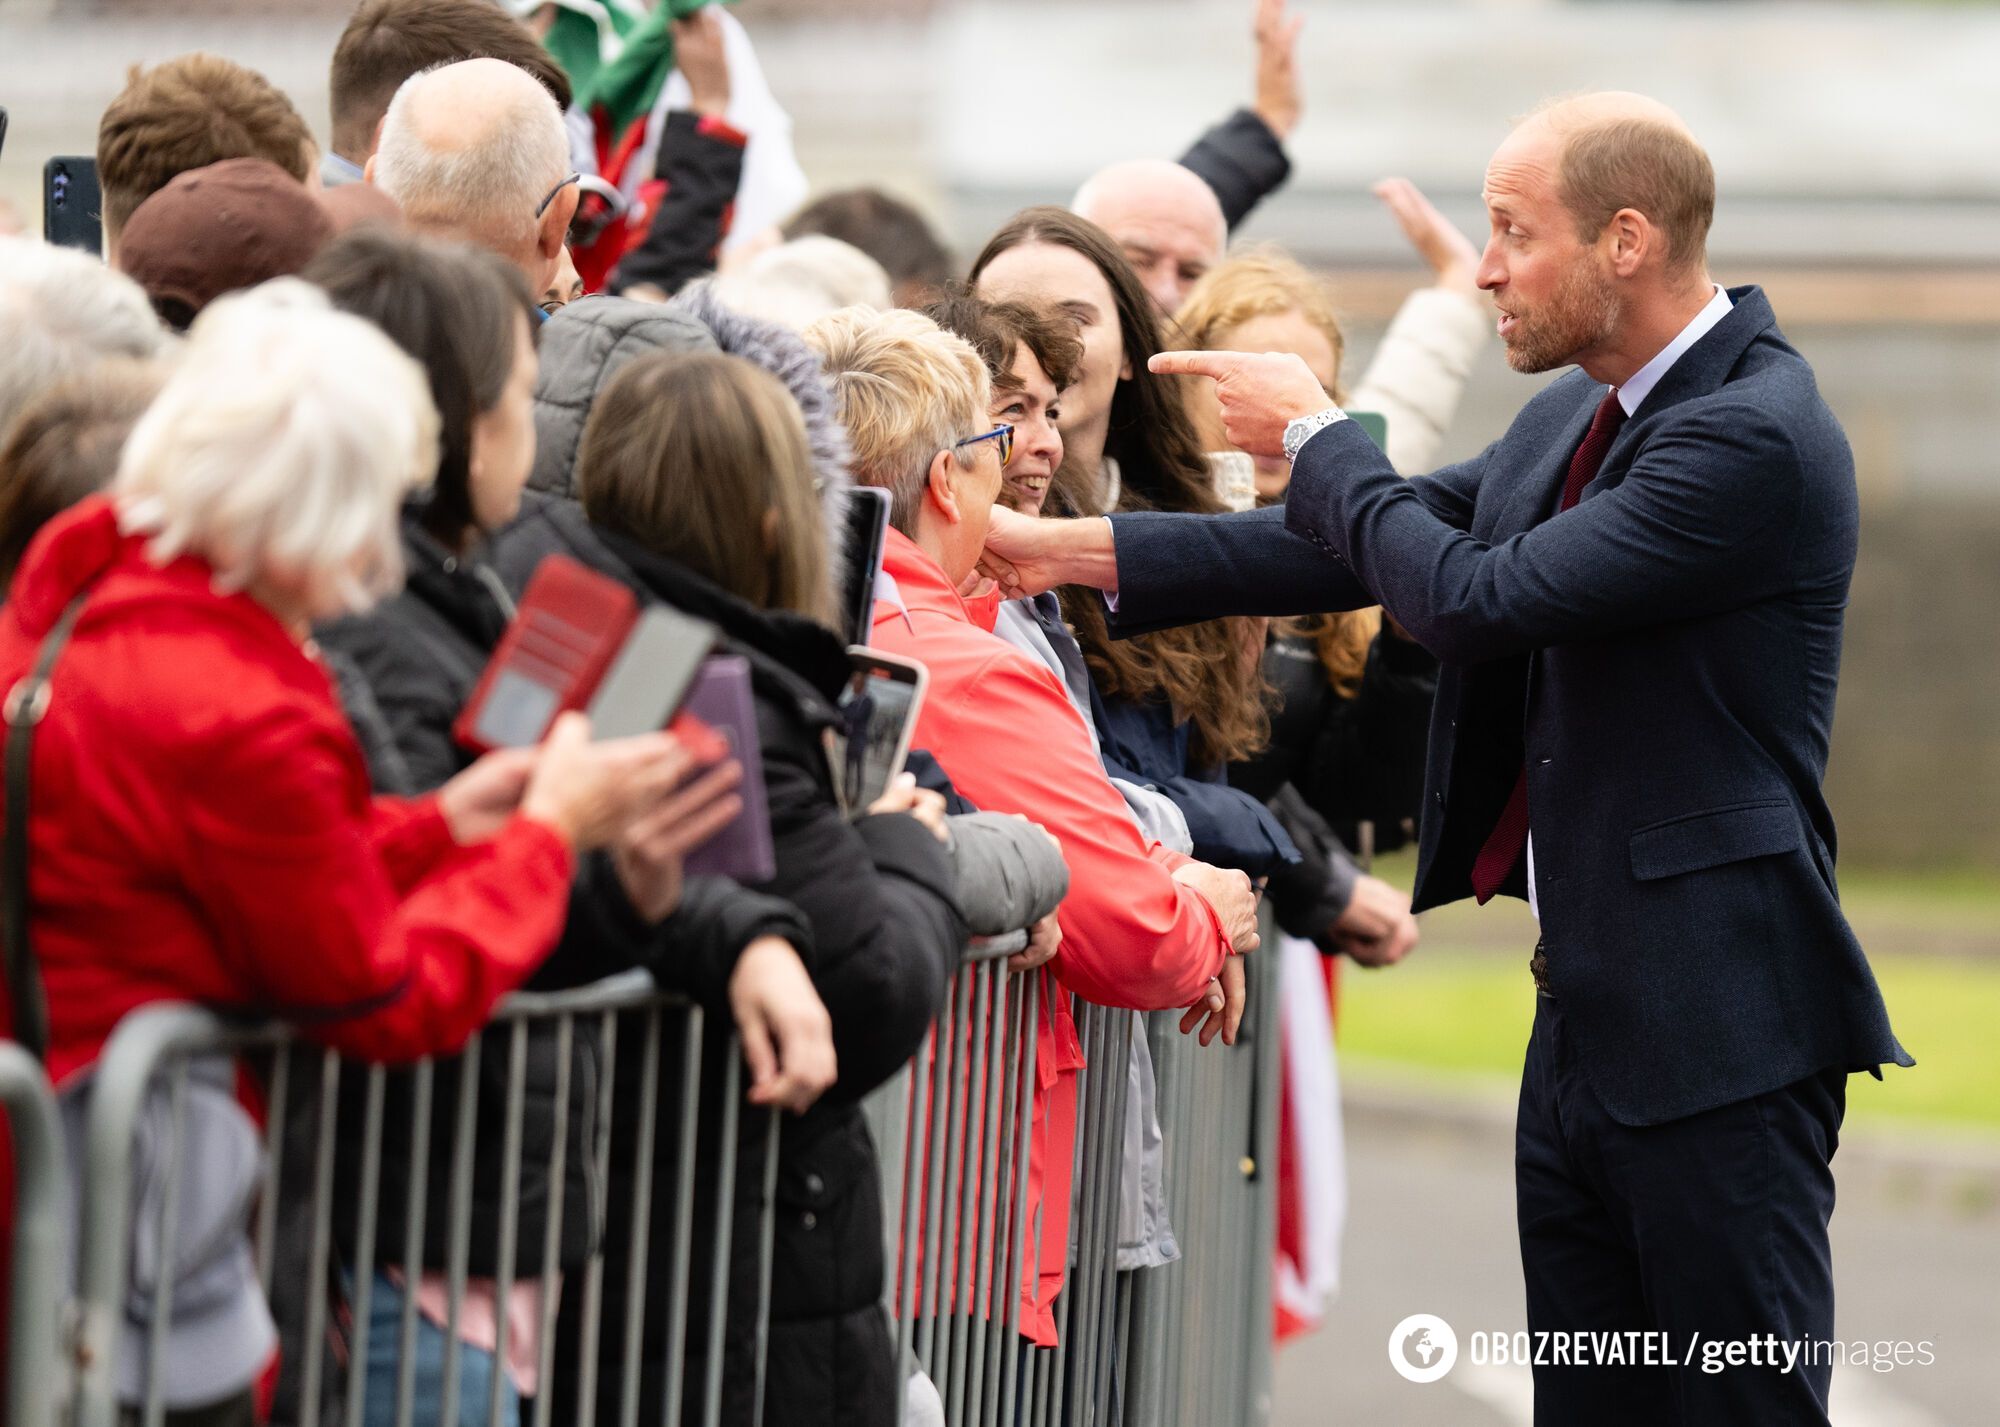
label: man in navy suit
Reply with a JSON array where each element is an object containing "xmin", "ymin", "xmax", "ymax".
[{"xmin": 983, "ymin": 93, "xmax": 1909, "ymax": 1424}]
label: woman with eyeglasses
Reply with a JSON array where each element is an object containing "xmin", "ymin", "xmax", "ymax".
[{"xmin": 969, "ymin": 207, "xmax": 1299, "ymax": 884}]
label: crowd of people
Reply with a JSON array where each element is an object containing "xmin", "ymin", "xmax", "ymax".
[{"xmin": 0, "ymin": 1, "xmax": 1495, "ymax": 1423}]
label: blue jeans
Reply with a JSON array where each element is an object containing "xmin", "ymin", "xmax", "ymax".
[{"xmin": 357, "ymin": 1271, "xmax": 521, "ymax": 1427}]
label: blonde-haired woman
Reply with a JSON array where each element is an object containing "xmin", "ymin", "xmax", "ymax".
[{"xmin": 0, "ymin": 282, "xmax": 687, "ymax": 1421}]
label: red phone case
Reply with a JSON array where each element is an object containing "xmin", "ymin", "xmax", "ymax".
[{"xmin": 454, "ymin": 555, "xmax": 639, "ymax": 753}]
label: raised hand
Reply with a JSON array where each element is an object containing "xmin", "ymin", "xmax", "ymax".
[
  {"xmin": 1251, "ymin": 0, "xmax": 1307, "ymax": 141},
  {"xmin": 1149, "ymin": 349, "xmax": 1333, "ymax": 459},
  {"xmin": 1373, "ymin": 177, "xmax": 1481, "ymax": 294},
  {"xmin": 673, "ymin": 8, "xmax": 731, "ymax": 120}
]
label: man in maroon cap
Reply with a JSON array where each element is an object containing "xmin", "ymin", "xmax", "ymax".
[{"xmin": 113, "ymin": 157, "xmax": 341, "ymax": 331}]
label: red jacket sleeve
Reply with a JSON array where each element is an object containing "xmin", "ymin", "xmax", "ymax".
[
  {"xmin": 368, "ymin": 795, "xmax": 457, "ymax": 893},
  {"xmin": 926, "ymin": 652, "xmax": 1230, "ymax": 1009},
  {"xmin": 178, "ymin": 705, "xmax": 573, "ymax": 1062}
]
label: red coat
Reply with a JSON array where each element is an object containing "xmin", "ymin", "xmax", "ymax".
[
  {"xmin": 0, "ymin": 499, "xmax": 575, "ymax": 1087},
  {"xmin": 871, "ymin": 530, "xmax": 1232, "ymax": 1345}
]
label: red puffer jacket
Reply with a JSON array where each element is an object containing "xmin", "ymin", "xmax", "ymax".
[
  {"xmin": 0, "ymin": 498, "xmax": 575, "ymax": 1086},
  {"xmin": 870, "ymin": 530, "xmax": 1232, "ymax": 1346}
]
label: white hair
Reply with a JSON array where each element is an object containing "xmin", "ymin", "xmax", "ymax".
[
  {"xmin": 0, "ymin": 236, "xmax": 168, "ymax": 439},
  {"xmin": 372, "ymin": 58, "xmax": 569, "ymax": 259},
  {"xmin": 712, "ymin": 236, "xmax": 893, "ymax": 331},
  {"xmin": 113, "ymin": 279, "xmax": 439, "ymax": 617}
]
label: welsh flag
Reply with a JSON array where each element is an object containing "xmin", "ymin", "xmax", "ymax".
[{"xmin": 516, "ymin": 0, "xmax": 806, "ymax": 292}]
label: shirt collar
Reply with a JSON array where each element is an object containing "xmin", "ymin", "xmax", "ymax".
[
  {"xmin": 319, "ymin": 150, "xmax": 366, "ymax": 187},
  {"xmin": 1616, "ymin": 285, "xmax": 1732, "ymax": 416}
]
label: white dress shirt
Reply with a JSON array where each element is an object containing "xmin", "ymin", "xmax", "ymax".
[{"xmin": 1525, "ymin": 286, "xmax": 1731, "ymax": 919}]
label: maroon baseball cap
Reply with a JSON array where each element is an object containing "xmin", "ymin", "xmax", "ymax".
[{"xmin": 116, "ymin": 158, "xmax": 337, "ymax": 328}]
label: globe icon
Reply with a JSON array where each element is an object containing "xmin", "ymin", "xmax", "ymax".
[{"xmin": 1402, "ymin": 1327, "xmax": 1440, "ymax": 1370}]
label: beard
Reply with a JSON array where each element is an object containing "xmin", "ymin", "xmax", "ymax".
[{"xmin": 1503, "ymin": 261, "xmax": 1621, "ymax": 374}]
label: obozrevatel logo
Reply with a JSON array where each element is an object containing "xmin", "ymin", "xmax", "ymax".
[{"xmin": 1388, "ymin": 1313, "xmax": 1459, "ymax": 1384}]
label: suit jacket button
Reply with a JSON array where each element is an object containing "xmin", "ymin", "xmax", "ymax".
[
  {"xmin": 804, "ymin": 1172, "xmax": 825, "ymax": 1197},
  {"xmin": 801, "ymin": 1211, "xmax": 818, "ymax": 1230}
]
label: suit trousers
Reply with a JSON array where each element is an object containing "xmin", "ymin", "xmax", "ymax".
[{"xmin": 1516, "ymin": 987, "xmax": 1846, "ymax": 1426}]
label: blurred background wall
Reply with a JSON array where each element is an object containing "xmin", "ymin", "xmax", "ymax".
[{"xmin": 3, "ymin": 0, "xmax": 1995, "ymax": 871}]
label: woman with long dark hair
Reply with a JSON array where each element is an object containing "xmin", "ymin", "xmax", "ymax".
[{"xmin": 970, "ymin": 207, "xmax": 1294, "ymax": 877}]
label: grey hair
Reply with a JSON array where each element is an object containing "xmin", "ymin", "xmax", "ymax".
[
  {"xmin": 709, "ymin": 236, "xmax": 892, "ymax": 331},
  {"xmin": 0, "ymin": 237, "xmax": 168, "ymax": 439},
  {"xmin": 373, "ymin": 59, "xmax": 569, "ymax": 258}
]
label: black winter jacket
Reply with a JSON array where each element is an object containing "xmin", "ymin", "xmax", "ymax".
[
  {"xmin": 314, "ymin": 513, "xmax": 813, "ymax": 1281},
  {"xmin": 493, "ymin": 496, "xmax": 965, "ymax": 1427},
  {"xmin": 1179, "ymin": 107, "xmax": 1292, "ymax": 231}
]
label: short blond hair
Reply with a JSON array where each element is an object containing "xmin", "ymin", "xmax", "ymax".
[
  {"xmin": 802, "ymin": 306, "xmax": 989, "ymax": 534},
  {"xmin": 1173, "ymin": 247, "xmax": 1348, "ymax": 405},
  {"xmin": 114, "ymin": 279, "xmax": 439, "ymax": 616}
]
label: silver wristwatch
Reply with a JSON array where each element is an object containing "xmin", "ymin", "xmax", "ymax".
[{"xmin": 1283, "ymin": 407, "xmax": 1348, "ymax": 464}]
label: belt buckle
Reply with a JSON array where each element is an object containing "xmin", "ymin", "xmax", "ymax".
[{"xmin": 1529, "ymin": 941, "xmax": 1552, "ymax": 996}]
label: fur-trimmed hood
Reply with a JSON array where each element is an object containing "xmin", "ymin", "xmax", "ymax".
[
  {"xmin": 667, "ymin": 281, "xmax": 854, "ymax": 565},
  {"xmin": 526, "ymin": 289, "xmax": 854, "ymax": 568}
]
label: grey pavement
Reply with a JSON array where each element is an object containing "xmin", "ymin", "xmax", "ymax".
[{"xmin": 1272, "ymin": 1095, "xmax": 2000, "ymax": 1426}]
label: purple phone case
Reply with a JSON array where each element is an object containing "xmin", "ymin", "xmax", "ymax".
[{"xmin": 681, "ymin": 655, "xmax": 777, "ymax": 884}]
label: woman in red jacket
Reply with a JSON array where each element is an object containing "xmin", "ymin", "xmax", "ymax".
[{"xmin": 0, "ymin": 282, "xmax": 693, "ymax": 1422}]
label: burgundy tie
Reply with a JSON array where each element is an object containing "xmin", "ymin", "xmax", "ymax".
[{"xmin": 1467, "ymin": 389, "xmax": 1627, "ymax": 905}]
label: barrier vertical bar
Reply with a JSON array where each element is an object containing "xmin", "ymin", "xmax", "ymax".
[
  {"xmin": 574, "ymin": 1008, "xmax": 620, "ymax": 1427},
  {"xmin": 0, "ymin": 1042, "xmax": 63, "ymax": 1427},
  {"xmin": 298, "ymin": 1048, "xmax": 342, "ymax": 1427},
  {"xmin": 615, "ymin": 1007, "xmax": 663, "ymax": 1427},
  {"xmin": 530, "ymin": 1015, "xmax": 574, "ymax": 1427},
  {"xmin": 658, "ymin": 1006, "xmax": 703, "ymax": 1426},
  {"xmin": 698, "ymin": 1041, "xmax": 743, "ymax": 1427},
  {"xmin": 436, "ymin": 1035, "xmax": 484, "ymax": 1427},
  {"xmin": 485, "ymin": 1021, "xmax": 530, "ymax": 1427},
  {"xmin": 993, "ymin": 971, "xmax": 1039, "ymax": 1427},
  {"xmin": 393, "ymin": 1059, "xmax": 436, "ymax": 1427},
  {"xmin": 343, "ymin": 1062, "xmax": 386, "ymax": 1427},
  {"xmin": 750, "ymin": 1100, "xmax": 781, "ymax": 1427},
  {"xmin": 139, "ymin": 1059, "xmax": 190, "ymax": 1427}
]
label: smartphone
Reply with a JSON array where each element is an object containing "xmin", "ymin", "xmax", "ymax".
[
  {"xmin": 455, "ymin": 554, "xmax": 639, "ymax": 752},
  {"xmin": 0, "ymin": 109, "xmax": 10, "ymax": 162},
  {"xmin": 680, "ymin": 655, "xmax": 776, "ymax": 883},
  {"xmin": 584, "ymin": 603, "xmax": 715, "ymax": 739},
  {"xmin": 838, "ymin": 486, "xmax": 892, "ymax": 648},
  {"xmin": 44, "ymin": 156, "xmax": 104, "ymax": 255},
  {"xmin": 831, "ymin": 647, "xmax": 928, "ymax": 817}
]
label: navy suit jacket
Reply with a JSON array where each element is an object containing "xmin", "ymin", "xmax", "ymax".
[{"xmin": 1110, "ymin": 287, "xmax": 1910, "ymax": 1124}]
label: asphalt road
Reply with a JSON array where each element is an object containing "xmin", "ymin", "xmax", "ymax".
[{"xmin": 1271, "ymin": 1097, "xmax": 1999, "ymax": 1426}]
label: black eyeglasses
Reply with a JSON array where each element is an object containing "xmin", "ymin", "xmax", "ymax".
[
  {"xmin": 535, "ymin": 171, "xmax": 582, "ymax": 219},
  {"xmin": 953, "ymin": 424, "xmax": 1015, "ymax": 466}
]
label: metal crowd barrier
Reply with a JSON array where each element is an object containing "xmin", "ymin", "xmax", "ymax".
[
  {"xmin": 2, "ymin": 1040, "xmax": 65, "ymax": 1427},
  {"xmin": 871, "ymin": 906, "xmax": 1282, "ymax": 1427},
  {"xmin": 864, "ymin": 936, "xmax": 1042, "ymax": 1427},
  {"xmin": 62, "ymin": 971, "xmax": 777, "ymax": 1427},
  {"xmin": 1121, "ymin": 912, "xmax": 1281, "ymax": 1427}
]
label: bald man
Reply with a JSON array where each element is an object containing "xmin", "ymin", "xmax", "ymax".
[
  {"xmin": 992, "ymin": 93, "xmax": 1907, "ymax": 1425},
  {"xmin": 368, "ymin": 57, "xmax": 579, "ymax": 294}
]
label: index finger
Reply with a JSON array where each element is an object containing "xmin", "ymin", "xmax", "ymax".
[{"xmin": 1148, "ymin": 349, "xmax": 1238, "ymax": 380}]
